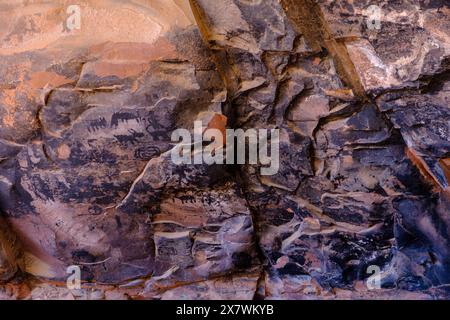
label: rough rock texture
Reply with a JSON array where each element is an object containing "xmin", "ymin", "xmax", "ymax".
[{"xmin": 0, "ymin": 0, "xmax": 449, "ymax": 299}]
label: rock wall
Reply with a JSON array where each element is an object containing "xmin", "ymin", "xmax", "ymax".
[{"xmin": 0, "ymin": 0, "xmax": 449, "ymax": 299}]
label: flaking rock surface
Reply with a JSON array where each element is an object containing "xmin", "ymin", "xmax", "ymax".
[{"xmin": 0, "ymin": 0, "xmax": 449, "ymax": 300}]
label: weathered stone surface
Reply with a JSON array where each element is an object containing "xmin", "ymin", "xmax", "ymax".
[
  {"xmin": 0, "ymin": 0, "xmax": 258, "ymax": 297},
  {"xmin": 191, "ymin": 0, "xmax": 450, "ymax": 299},
  {"xmin": 0, "ymin": 217, "xmax": 22, "ymax": 282},
  {"xmin": 0, "ymin": 0, "xmax": 449, "ymax": 300},
  {"xmin": 318, "ymin": 0, "xmax": 450, "ymax": 91}
]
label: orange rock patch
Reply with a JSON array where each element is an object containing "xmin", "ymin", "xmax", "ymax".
[
  {"xmin": 28, "ymin": 72, "xmax": 73, "ymax": 89},
  {"xmin": 87, "ymin": 38, "xmax": 180, "ymax": 79}
]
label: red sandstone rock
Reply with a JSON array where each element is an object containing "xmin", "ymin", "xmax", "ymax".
[{"xmin": 0, "ymin": 0, "xmax": 449, "ymax": 300}]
